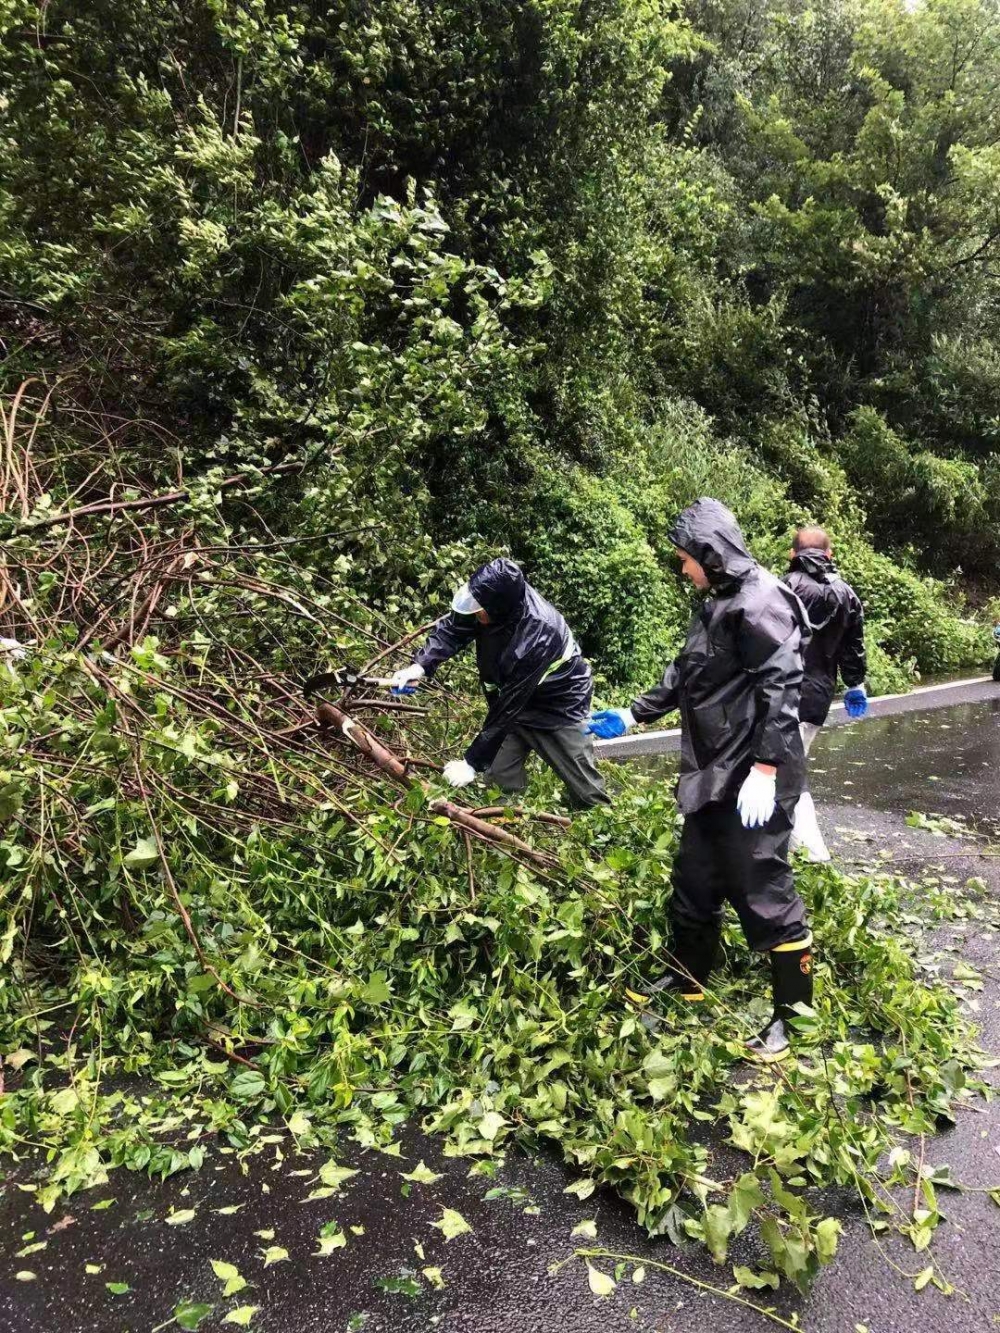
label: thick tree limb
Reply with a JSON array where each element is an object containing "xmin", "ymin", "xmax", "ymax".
[{"xmin": 315, "ymin": 701, "xmax": 558, "ymax": 868}]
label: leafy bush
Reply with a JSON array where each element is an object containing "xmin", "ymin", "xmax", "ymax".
[{"xmin": 834, "ymin": 532, "xmax": 986, "ymax": 676}]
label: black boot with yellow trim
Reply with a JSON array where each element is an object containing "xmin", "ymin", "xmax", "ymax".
[
  {"xmin": 625, "ymin": 925, "xmax": 719, "ymax": 1032},
  {"xmin": 745, "ymin": 933, "xmax": 813, "ymax": 1063}
]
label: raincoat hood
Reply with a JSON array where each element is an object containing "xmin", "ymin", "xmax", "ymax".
[
  {"xmin": 468, "ymin": 558, "xmax": 527, "ymax": 622},
  {"xmin": 668, "ymin": 498, "xmax": 756, "ymax": 588},
  {"xmin": 789, "ymin": 547, "xmax": 835, "ymax": 579}
]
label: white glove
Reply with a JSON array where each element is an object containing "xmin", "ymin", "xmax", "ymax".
[
  {"xmin": 737, "ymin": 766, "xmax": 777, "ymax": 829},
  {"xmin": 389, "ymin": 663, "xmax": 425, "ymax": 694},
  {"xmin": 442, "ymin": 758, "xmax": 477, "ymax": 788},
  {"xmin": 0, "ymin": 637, "xmax": 27, "ymax": 662}
]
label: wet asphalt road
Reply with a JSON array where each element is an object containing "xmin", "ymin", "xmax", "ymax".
[
  {"xmin": 2, "ymin": 701, "xmax": 1000, "ymax": 1333},
  {"xmin": 594, "ymin": 673, "xmax": 998, "ymax": 758}
]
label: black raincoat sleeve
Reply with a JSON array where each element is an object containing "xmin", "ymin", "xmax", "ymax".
[
  {"xmin": 413, "ymin": 614, "xmax": 477, "ymax": 677},
  {"xmin": 837, "ymin": 599, "xmax": 867, "ymax": 688},
  {"xmin": 630, "ymin": 659, "xmax": 682, "ymax": 725},
  {"xmin": 463, "ymin": 644, "xmax": 557, "ymax": 772},
  {"xmin": 738, "ymin": 605, "xmax": 804, "ymax": 768}
]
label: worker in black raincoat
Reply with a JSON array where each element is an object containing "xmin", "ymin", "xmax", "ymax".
[
  {"xmin": 390, "ymin": 558, "xmax": 609, "ymax": 809},
  {"xmin": 587, "ymin": 498, "xmax": 813, "ymax": 1061},
  {"xmin": 782, "ymin": 526, "xmax": 868, "ymax": 862}
]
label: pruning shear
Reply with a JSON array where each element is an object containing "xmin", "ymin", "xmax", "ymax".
[{"xmin": 303, "ymin": 667, "xmax": 395, "ymax": 699}]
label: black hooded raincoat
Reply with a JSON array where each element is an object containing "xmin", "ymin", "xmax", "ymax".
[
  {"xmin": 783, "ymin": 548, "xmax": 866, "ymax": 726},
  {"xmin": 630, "ymin": 499, "xmax": 809, "ymax": 816},
  {"xmin": 414, "ymin": 558, "xmax": 593, "ymax": 772}
]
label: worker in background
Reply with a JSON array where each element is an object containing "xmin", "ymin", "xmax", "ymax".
[
  {"xmin": 390, "ymin": 557, "xmax": 609, "ymax": 809},
  {"xmin": 782, "ymin": 526, "xmax": 868, "ymax": 862},
  {"xmin": 586, "ymin": 498, "xmax": 812, "ymax": 1062}
]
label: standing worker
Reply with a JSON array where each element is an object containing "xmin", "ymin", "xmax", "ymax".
[
  {"xmin": 390, "ymin": 558, "xmax": 609, "ymax": 809},
  {"xmin": 587, "ymin": 498, "xmax": 813, "ymax": 1062},
  {"xmin": 783, "ymin": 526, "xmax": 868, "ymax": 862}
]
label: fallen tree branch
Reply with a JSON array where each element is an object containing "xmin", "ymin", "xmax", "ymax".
[
  {"xmin": 3, "ymin": 460, "xmax": 305, "ymax": 536},
  {"xmin": 358, "ymin": 619, "xmax": 439, "ymax": 676},
  {"xmin": 471, "ymin": 805, "xmax": 572, "ymax": 828},
  {"xmin": 315, "ymin": 701, "xmax": 557, "ymax": 868}
]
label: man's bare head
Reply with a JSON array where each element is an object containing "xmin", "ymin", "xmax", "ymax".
[{"xmin": 793, "ymin": 526, "xmax": 831, "ymax": 555}]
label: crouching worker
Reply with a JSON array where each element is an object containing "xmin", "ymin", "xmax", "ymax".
[
  {"xmin": 390, "ymin": 558, "xmax": 609, "ymax": 810},
  {"xmin": 587, "ymin": 499, "xmax": 813, "ymax": 1061}
]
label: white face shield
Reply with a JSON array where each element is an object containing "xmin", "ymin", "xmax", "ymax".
[{"xmin": 451, "ymin": 582, "xmax": 483, "ymax": 615}]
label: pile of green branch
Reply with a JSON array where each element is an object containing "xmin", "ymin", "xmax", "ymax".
[{"xmin": 0, "ymin": 385, "xmax": 985, "ymax": 1298}]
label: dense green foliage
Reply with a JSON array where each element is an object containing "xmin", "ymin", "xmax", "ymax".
[{"xmin": 2, "ymin": 0, "xmax": 999, "ymax": 686}]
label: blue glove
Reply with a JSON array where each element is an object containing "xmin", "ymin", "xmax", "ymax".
[
  {"xmin": 844, "ymin": 685, "xmax": 868, "ymax": 719},
  {"xmin": 585, "ymin": 707, "xmax": 635, "ymax": 740}
]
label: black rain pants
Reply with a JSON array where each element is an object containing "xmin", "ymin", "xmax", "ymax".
[
  {"xmin": 485, "ymin": 725, "xmax": 610, "ymax": 810},
  {"xmin": 670, "ymin": 800, "xmax": 808, "ymax": 967}
]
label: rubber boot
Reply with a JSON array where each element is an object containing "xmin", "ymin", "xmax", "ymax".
[
  {"xmin": 746, "ymin": 934, "xmax": 813, "ymax": 1063},
  {"xmin": 626, "ymin": 925, "xmax": 719, "ymax": 1032}
]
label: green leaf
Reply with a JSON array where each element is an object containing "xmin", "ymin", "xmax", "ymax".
[
  {"xmin": 375, "ymin": 1272, "xmax": 422, "ymax": 1298},
  {"xmin": 814, "ymin": 1217, "xmax": 842, "ymax": 1265},
  {"xmin": 165, "ymin": 1208, "xmax": 197, "ymax": 1226},
  {"xmin": 422, "ymin": 1266, "xmax": 446, "ymax": 1289},
  {"xmin": 124, "ymin": 836, "xmax": 160, "ymax": 869},
  {"xmin": 570, "ymin": 1219, "xmax": 597, "ymax": 1239},
  {"xmin": 563, "ymin": 1179, "xmax": 595, "ymax": 1201},
  {"xmin": 701, "ymin": 1204, "xmax": 734, "ymax": 1264},
  {"xmin": 728, "ymin": 1173, "xmax": 765, "ymax": 1231},
  {"xmin": 432, "ymin": 1208, "xmax": 472, "ymax": 1241},
  {"xmin": 400, "ymin": 1161, "xmax": 442, "ymax": 1185},
  {"xmin": 210, "ymin": 1259, "xmax": 246, "ymax": 1295},
  {"xmin": 262, "ymin": 1246, "xmax": 289, "ymax": 1266},
  {"xmin": 318, "ymin": 1160, "xmax": 359, "ymax": 1191},
  {"xmin": 106, "ymin": 1282, "xmax": 130, "ymax": 1295},
  {"xmin": 914, "ymin": 1267, "xmax": 934, "ymax": 1291},
  {"xmin": 641, "ymin": 1048, "xmax": 674, "ymax": 1080},
  {"xmin": 16, "ymin": 1241, "xmax": 48, "ymax": 1258},
  {"xmin": 477, "ymin": 1111, "xmax": 506, "ymax": 1141},
  {"xmin": 173, "ymin": 1301, "xmax": 213, "ymax": 1330},
  {"xmin": 222, "ymin": 1309, "xmax": 259, "ymax": 1327},
  {"xmin": 229, "ymin": 1070, "xmax": 266, "ymax": 1100},
  {"xmin": 315, "ymin": 1229, "xmax": 347, "ymax": 1257},
  {"xmin": 925, "ymin": 1164, "xmax": 961, "ymax": 1190},
  {"xmin": 732, "ymin": 1266, "xmax": 779, "ymax": 1290},
  {"xmin": 362, "ymin": 971, "xmax": 391, "ymax": 1004},
  {"xmin": 586, "ymin": 1263, "xmax": 616, "ymax": 1297}
]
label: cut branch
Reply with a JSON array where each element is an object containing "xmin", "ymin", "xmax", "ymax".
[{"xmin": 315, "ymin": 701, "xmax": 558, "ymax": 868}]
